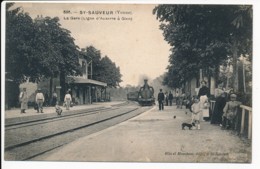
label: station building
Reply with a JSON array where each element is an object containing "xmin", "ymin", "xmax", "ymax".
[{"xmin": 20, "ymin": 57, "xmax": 108, "ymax": 106}]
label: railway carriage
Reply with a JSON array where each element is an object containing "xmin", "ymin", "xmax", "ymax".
[{"xmin": 127, "ymin": 91, "xmax": 139, "ymax": 101}]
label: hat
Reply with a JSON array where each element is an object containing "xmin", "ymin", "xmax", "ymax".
[
  {"xmin": 201, "ymin": 80, "xmax": 207, "ymax": 84},
  {"xmin": 230, "ymin": 94, "xmax": 237, "ymax": 98}
]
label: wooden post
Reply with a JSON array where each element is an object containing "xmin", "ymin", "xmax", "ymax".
[
  {"xmin": 200, "ymin": 69, "xmax": 203, "ymax": 83},
  {"xmin": 104, "ymin": 88, "xmax": 106, "ymax": 101},
  {"xmin": 242, "ymin": 57, "xmax": 246, "ymax": 93},
  {"xmin": 240, "ymin": 108, "xmax": 245, "ymax": 135},
  {"xmin": 248, "ymin": 111, "xmax": 252, "ymax": 139},
  {"xmin": 89, "ymin": 86, "xmax": 92, "ymax": 104},
  {"xmin": 240, "ymin": 105, "xmax": 252, "ymax": 139}
]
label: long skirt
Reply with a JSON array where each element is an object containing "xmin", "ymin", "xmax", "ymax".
[
  {"xmin": 199, "ymin": 95, "xmax": 209, "ymax": 120},
  {"xmin": 211, "ymin": 97, "xmax": 226, "ymax": 124},
  {"xmin": 52, "ymin": 97, "xmax": 57, "ymax": 106},
  {"xmin": 21, "ymin": 101, "xmax": 28, "ymax": 110}
]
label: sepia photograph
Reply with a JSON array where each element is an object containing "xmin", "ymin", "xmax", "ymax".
[{"xmin": 1, "ymin": 0, "xmax": 259, "ymax": 169}]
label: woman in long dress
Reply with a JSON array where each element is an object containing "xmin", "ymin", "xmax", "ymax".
[
  {"xmin": 198, "ymin": 80, "xmax": 210, "ymax": 121},
  {"xmin": 211, "ymin": 84, "xmax": 227, "ymax": 125},
  {"xmin": 19, "ymin": 88, "xmax": 28, "ymax": 113}
]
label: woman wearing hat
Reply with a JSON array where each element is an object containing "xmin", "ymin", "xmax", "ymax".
[
  {"xmin": 198, "ymin": 80, "xmax": 210, "ymax": 121},
  {"xmin": 19, "ymin": 88, "xmax": 28, "ymax": 113},
  {"xmin": 211, "ymin": 83, "xmax": 227, "ymax": 125},
  {"xmin": 198, "ymin": 80, "xmax": 210, "ymax": 100}
]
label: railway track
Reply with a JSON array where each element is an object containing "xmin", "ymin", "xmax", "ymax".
[
  {"xmin": 4, "ymin": 102, "xmax": 152, "ymax": 161},
  {"xmin": 5, "ymin": 101, "xmax": 131, "ymax": 128},
  {"xmin": 5, "ymin": 107, "xmax": 118, "ymax": 130}
]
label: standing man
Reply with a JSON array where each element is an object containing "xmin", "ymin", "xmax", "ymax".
[
  {"xmin": 179, "ymin": 92, "xmax": 186, "ymax": 109},
  {"xmin": 35, "ymin": 88, "xmax": 45, "ymax": 113},
  {"xmin": 165, "ymin": 92, "xmax": 169, "ymax": 106},
  {"xmin": 64, "ymin": 90, "xmax": 72, "ymax": 110},
  {"xmin": 176, "ymin": 90, "xmax": 180, "ymax": 108},
  {"xmin": 51, "ymin": 90, "xmax": 58, "ymax": 106},
  {"xmin": 157, "ymin": 89, "xmax": 165, "ymax": 111},
  {"xmin": 19, "ymin": 88, "xmax": 28, "ymax": 113},
  {"xmin": 168, "ymin": 91, "xmax": 173, "ymax": 106}
]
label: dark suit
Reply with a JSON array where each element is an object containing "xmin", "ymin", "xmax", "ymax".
[{"xmin": 158, "ymin": 92, "xmax": 165, "ymax": 110}]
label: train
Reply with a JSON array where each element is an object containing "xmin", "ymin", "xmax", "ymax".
[
  {"xmin": 127, "ymin": 79, "xmax": 155, "ymax": 106},
  {"xmin": 138, "ymin": 79, "xmax": 155, "ymax": 106},
  {"xmin": 127, "ymin": 91, "xmax": 139, "ymax": 101}
]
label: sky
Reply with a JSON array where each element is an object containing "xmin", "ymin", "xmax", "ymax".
[{"xmin": 13, "ymin": 2, "xmax": 171, "ymax": 87}]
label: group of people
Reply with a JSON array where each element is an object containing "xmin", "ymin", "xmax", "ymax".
[
  {"xmin": 191, "ymin": 80, "xmax": 210, "ymax": 129},
  {"xmin": 191, "ymin": 81, "xmax": 242, "ymax": 130},
  {"xmin": 157, "ymin": 80, "xmax": 242, "ymax": 131},
  {"xmin": 19, "ymin": 88, "xmax": 45, "ymax": 113},
  {"xmin": 163, "ymin": 91, "xmax": 174, "ymax": 106},
  {"xmin": 157, "ymin": 89, "xmax": 174, "ymax": 110},
  {"xmin": 19, "ymin": 88, "xmax": 73, "ymax": 114},
  {"xmin": 211, "ymin": 84, "xmax": 242, "ymax": 131}
]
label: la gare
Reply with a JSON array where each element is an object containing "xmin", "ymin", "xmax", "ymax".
[{"xmin": 70, "ymin": 16, "xmax": 80, "ymax": 20}]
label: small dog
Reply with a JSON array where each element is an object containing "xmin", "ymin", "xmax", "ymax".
[
  {"xmin": 55, "ymin": 105, "xmax": 63, "ymax": 116},
  {"xmin": 182, "ymin": 122, "xmax": 195, "ymax": 130}
]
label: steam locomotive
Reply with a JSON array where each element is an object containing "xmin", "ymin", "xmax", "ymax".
[{"xmin": 137, "ymin": 79, "xmax": 155, "ymax": 106}]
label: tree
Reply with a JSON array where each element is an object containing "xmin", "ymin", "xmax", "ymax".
[
  {"xmin": 6, "ymin": 3, "xmax": 81, "ymax": 82},
  {"xmin": 5, "ymin": 3, "xmax": 82, "ymax": 105},
  {"xmin": 228, "ymin": 6, "xmax": 252, "ymax": 92},
  {"xmin": 82, "ymin": 46, "xmax": 122, "ymax": 88},
  {"xmin": 6, "ymin": 3, "xmax": 37, "ymax": 108},
  {"xmin": 34, "ymin": 16, "xmax": 82, "ymax": 98},
  {"xmin": 153, "ymin": 5, "xmax": 252, "ymax": 92},
  {"xmin": 6, "ymin": 3, "xmax": 39, "ymax": 83},
  {"xmin": 98, "ymin": 56, "xmax": 122, "ymax": 87},
  {"xmin": 82, "ymin": 46, "xmax": 101, "ymax": 80}
]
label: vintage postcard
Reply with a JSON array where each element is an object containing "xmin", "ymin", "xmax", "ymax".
[{"xmin": 2, "ymin": 0, "xmax": 259, "ymax": 169}]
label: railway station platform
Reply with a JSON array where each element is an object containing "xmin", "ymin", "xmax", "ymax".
[
  {"xmin": 4, "ymin": 101, "xmax": 126, "ymax": 119},
  {"xmin": 34, "ymin": 104, "xmax": 251, "ymax": 163}
]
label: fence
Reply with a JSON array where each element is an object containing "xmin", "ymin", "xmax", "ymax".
[{"xmin": 240, "ymin": 105, "xmax": 252, "ymax": 139}]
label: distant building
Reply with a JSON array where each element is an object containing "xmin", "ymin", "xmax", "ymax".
[
  {"xmin": 36, "ymin": 56, "xmax": 108, "ymax": 105},
  {"xmin": 17, "ymin": 56, "xmax": 108, "ymax": 106}
]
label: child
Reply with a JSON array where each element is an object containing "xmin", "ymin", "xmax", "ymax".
[
  {"xmin": 191, "ymin": 97, "xmax": 202, "ymax": 130},
  {"xmin": 55, "ymin": 102, "xmax": 63, "ymax": 116},
  {"xmin": 222, "ymin": 93, "xmax": 242, "ymax": 130}
]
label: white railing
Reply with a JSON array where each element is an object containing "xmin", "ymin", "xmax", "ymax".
[{"xmin": 240, "ymin": 105, "xmax": 252, "ymax": 139}]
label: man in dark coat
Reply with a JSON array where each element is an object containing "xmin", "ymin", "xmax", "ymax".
[
  {"xmin": 168, "ymin": 91, "xmax": 174, "ymax": 106},
  {"xmin": 157, "ymin": 89, "xmax": 165, "ymax": 110}
]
